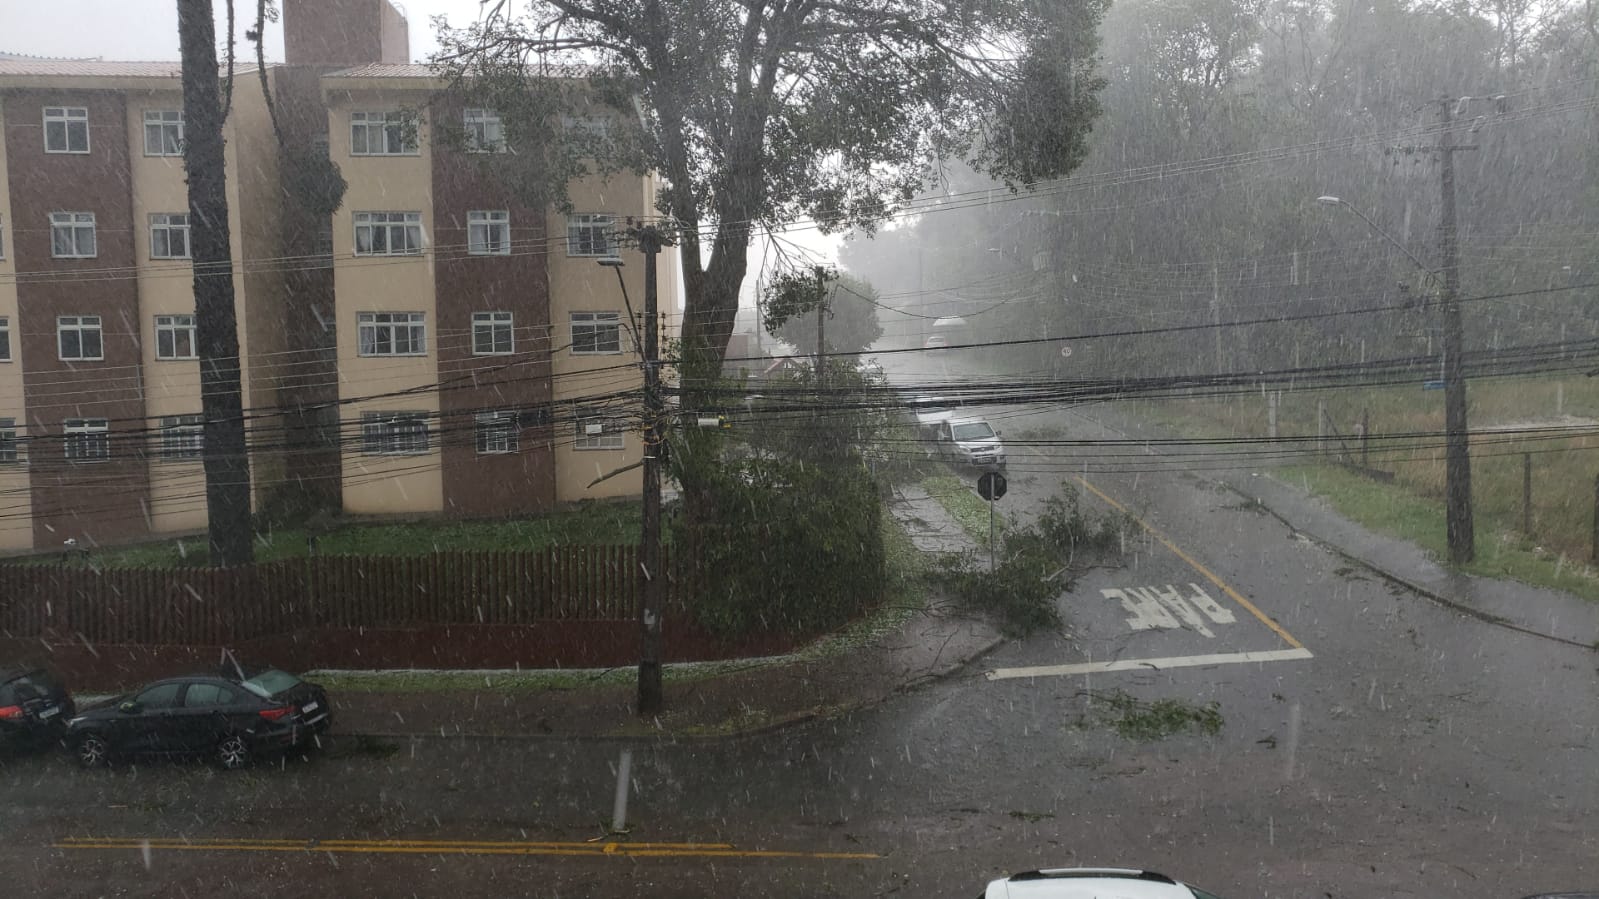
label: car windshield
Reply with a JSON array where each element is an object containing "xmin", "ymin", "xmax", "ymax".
[
  {"xmin": 239, "ymin": 670, "xmax": 302, "ymax": 700},
  {"xmin": 952, "ymin": 422, "xmax": 995, "ymax": 441},
  {"xmin": 0, "ymin": 671, "xmax": 54, "ymax": 704}
]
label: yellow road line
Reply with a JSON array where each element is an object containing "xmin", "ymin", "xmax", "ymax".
[
  {"xmin": 1075, "ymin": 475, "xmax": 1306, "ymax": 651},
  {"xmin": 55, "ymin": 837, "xmax": 880, "ymax": 862}
]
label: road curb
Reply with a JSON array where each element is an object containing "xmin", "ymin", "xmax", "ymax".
[{"xmin": 328, "ymin": 622, "xmax": 1009, "ymax": 746}]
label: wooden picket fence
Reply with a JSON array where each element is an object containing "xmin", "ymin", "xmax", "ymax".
[{"xmin": 0, "ymin": 546, "xmax": 691, "ymax": 646}]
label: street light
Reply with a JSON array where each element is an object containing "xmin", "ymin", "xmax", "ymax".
[{"xmin": 1317, "ymin": 193, "xmax": 1474, "ymax": 563}]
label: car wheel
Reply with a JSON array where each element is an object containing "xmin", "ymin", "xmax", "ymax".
[
  {"xmin": 216, "ymin": 734, "xmax": 251, "ymax": 771},
  {"xmin": 75, "ymin": 734, "xmax": 111, "ymax": 769}
]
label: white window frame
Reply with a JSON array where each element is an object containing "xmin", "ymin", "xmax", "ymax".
[
  {"xmin": 0, "ymin": 418, "xmax": 18, "ymax": 464},
  {"xmin": 158, "ymin": 414, "xmax": 204, "ymax": 461},
  {"xmin": 50, "ymin": 212, "xmax": 97, "ymax": 258},
  {"xmin": 143, "ymin": 109, "xmax": 184, "ymax": 156},
  {"xmin": 155, "ymin": 314, "xmax": 197, "ymax": 361},
  {"xmin": 475, "ymin": 411, "xmax": 519, "ymax": 455},
  {"xmin": 353, "ymin": 211, "xmax": 423, "ymax": 256},
  {"xmin": 566, "ymin": 213, "xmax": 615, "ymax": 257},
  {"xmin": 64, "ymin": 418, "xmax": 109, "ymax": 463},
  {"xmin": 43, "ymin": 106, "xmax": 89, "ymax": 154},
  {"xmin": 570, "ymin": 311, "xmax": 623, "ymax": 355},
  {"xmin": 467, "ymin": 210, "xmax": 511, "ymax": 256},
  {"xmin": 357, "ymin": 312, "xmax": 427, "ymax": 357},
  {"xmin": 463, "ymin": 108, "xmax": 504, "ymax": 153},
  {"xmin": 149, "ymin": 213, "xmax": 191, "ymax": 260},
  {"xmin": 560, "ymin": 114, "xmax": 612, "ymax": 139},
  {"xmin": 0, "ymin": 317, "xmax": 10, "ymax": 362},
  {"xmin": 57, "ymin": 315, "xmax": 104, "ymax": 361},
  {"xmin": 360, "ymin": 411, "xmax": 430, "ymax": 456},
  {"xmin": 350, "ymin": 110, "xmax": 418, "ymax": 156},
  {"xmin": 472, "ymin": 311, "xmax": 514, "ymax": 356},
  {"xmin": 574, "ymin": 413, "xmax": 625, "ymax": 451}
]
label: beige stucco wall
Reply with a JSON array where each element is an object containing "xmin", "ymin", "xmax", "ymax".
[
  {"xmin": 326, "ymin": 89, "xmax": 442, "ymax": 515},
  {"xmin": 0, "ymin": 102, "xmax": 31, "ymax": 551},
  {"xmin": 547, "ymin": 175, "xmax": 657, "ymax": 503},
  {"xmin": 126, "ymin": 89, "xmax": 207, "ymax": 534}
]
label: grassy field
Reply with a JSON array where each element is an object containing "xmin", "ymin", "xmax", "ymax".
[
  {"xmin": 26, "ymin": 501, "xmax": 642, "ymax": 569},
  {"xmin": 1144, "ymin": 375, "xmax": 1599, "ymax": 601}
]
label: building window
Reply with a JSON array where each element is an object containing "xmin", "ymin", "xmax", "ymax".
[
  {"xmin": 50, "ymin": 212, "xmax": 97, "ymax": 258},
  {"xmin": 463, "ymin": 108, "xmax": 504, "ymax": 152},
  {"xmin": 361, "ymin": 411, "xmax": 430, "ymax": 455},
  {"xmin": 467, "ymin": 210, "xmax": 510, "ymax": 255},
  {"xmin": 560, "ymin": 114, "xmax": 611, "ymax": 139},
  {"xmin": 43, "ymin": 107, "xmax": 90, "ymax": 154},
  {"xmin": 350, "ymin": 110, "xmax": 418, "ymax": 156},
  {"xmin": 475, "ymin": 411, "xmax": 519, "ymax": 454},
  {"xmin": 574, "ymin": 414, "xmax": 625, "ymax": 451},
  {"xmin": 150, "ymin": 213, "xmax": 191, "ymax": 259},
  {"xmin": 0, "ymin": 317, "xmax": 9, "ymax": 362},
  {"xmin": 357, "ymin": 312, "xmax": 426, "ymax": 357},
  {"xmin": 353, "ymin": 211, "xmax": 423, "ymax": 256},
  {"xmin": 472, "ymin": 311, "xmax": 514, "ymax": 355},
  {"xmin": 570, "ymin": 311, "xmax": 622, "ymax": 355},
  {"xmin": 155, "ymin": 314, "xmax": 197, "ymax": 360},
  {"xmin": 0, "ymin": 419, "xmax": 17, "ymax": 464},
  {"xmin": 64, "ymin": 418, "xmax": 109, "ymax": 463},
  {"xmin": 159, "ymin": 414, "xmax": 204, "ymax": 461},
  {"xmin": 57, "ymin": 316, "xmax": 104, "ymax": 361},
  {"xmin": 144, "ymin": 109, "xmax": 184, "ymax": 156},
  {"xmin": 566, "ymin": 214, "xmax": 614, "ymax": 257}
]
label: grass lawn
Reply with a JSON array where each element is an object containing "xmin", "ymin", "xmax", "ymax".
[
  {"xmin": 28, "ymin": 501, "xmax": 643, "ymax": 569},
  {"xmin": 922, "ymin": 474, "xmax": 1007, "ymax": 544}
]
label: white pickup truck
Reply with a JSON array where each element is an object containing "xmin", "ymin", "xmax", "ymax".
[{"xmin": 912, "ymin": 403, "xmax": 1006, "ymax": 470}]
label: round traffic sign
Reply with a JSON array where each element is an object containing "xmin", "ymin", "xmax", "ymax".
[{"xmin": 977, "ymin": 471, "xmax": 1008, "ymax": 501}]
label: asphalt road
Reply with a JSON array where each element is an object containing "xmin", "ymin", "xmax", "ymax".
[{"xmin": 2, "ymin": 354, "xmax": 1595, "ymax": 898}]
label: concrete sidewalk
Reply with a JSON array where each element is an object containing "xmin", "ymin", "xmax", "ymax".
[{"xmin": 326, "ymin": 487, "xmax": 1002, "ymax": 742}]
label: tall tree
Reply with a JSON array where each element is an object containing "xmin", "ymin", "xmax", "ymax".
[
  {"xmin": 178, "ymin": 0, "xmax": 254, "ymax": 566},
  {"xmin": 434, "ymin": 0, "xmax": 1107, "ymax": 377}
]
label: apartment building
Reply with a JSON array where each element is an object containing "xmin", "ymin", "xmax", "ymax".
[{"xmin": 0, "ymin": 0, "xmax": 674, "ymax": 553}]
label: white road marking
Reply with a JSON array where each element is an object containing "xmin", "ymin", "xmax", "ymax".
[
  {"xmin": 986, "ymin": 647, "xmax": 1314, "ymax": 680},
  {"xmin": 1103, "ymin": 583, "xmax": 1238, "ymax": 638}
]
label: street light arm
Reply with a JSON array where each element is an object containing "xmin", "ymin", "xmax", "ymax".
[{"xmin": 1319, "ymin": 196, "xmax": 1439, "ymax": 284}]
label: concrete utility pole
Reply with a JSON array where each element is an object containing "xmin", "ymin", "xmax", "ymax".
[
  {"xmin": 814, "ymin": 265, "xmax": 828, "ymax": 385},
  {"xmin": 636, "ymin": 224, "xmax": 668, "ymax": 716},
  {"xmin": 177, "ymin": 0, "xmax": 254, "ymax": 566},
  {"xmin": 1437, "ymin": 96, "xmax": 1476, "ymax": 564}
]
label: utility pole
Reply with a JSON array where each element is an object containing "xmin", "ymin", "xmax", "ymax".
[
  {"xmin": 178, "ymin": 0, "xmax": 254, "ymax": 567},
  {"xmin": 814, "ymin": 265, "xmax": 827, "ymax": 385},
  {"xmin": 1437, "ymin": 96, "xmax": 1475, "ymax": 564},
  {"xmin": 636, "ymin": 224, "xmax": 668, "ymax": 716}
]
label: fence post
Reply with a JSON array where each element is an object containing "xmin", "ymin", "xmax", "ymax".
[
  {"xmin": 1360, "ymin": 408, "xmax": 1370, "ymax": 469},
  {"xmin": 1316, "ymin": 400, "xmax": 1326, "ymax": 457},
  {"xmin": 1522, "ymin": 453, "xmax": 1532, "ymax": 535},
  {"xmin": 1267, "ymin": 390, "xmax": 1279, "ymax": 441},
  {"xmin": 1592, "ymin": 472, "xmax": 1598, "ymax": 564}
]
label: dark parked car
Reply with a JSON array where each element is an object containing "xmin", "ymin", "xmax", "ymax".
[
  {"xmin": 0, "ymin": 667, "xmax": 75, "ymax": 752},
  {"xmin": 67, "ymin": 667, "xmax": 330, "ymax": 770}
]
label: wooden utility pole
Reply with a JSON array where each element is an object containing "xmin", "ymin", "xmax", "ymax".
[
  {"xmin": 178, "ymin": 0, "xmax": 254, "ymax": 566},
  {"xmin": 636, "ymin": 225, "xmax": 667, "ymax": 716},
  {"xmin": 1437, "ymin": 96, "xmax": 1475, "ymax": 564}
]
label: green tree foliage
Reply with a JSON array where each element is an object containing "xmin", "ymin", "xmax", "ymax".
[
  {"xmin": 432, "ymin": 0, "xmax": 1108, "ymax": 375},
  {"xmin": 761, "ymin": 269, "xmax": 885, "ymax": 356}
]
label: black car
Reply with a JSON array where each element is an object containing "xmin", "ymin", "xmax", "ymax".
[
  {"xmin": 67, "ymin": 667, "xmax": 330, "ymax": 770},
  {"xmin": 0, "ymin": 667, "xmax": 75, "ymax": 752}
]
